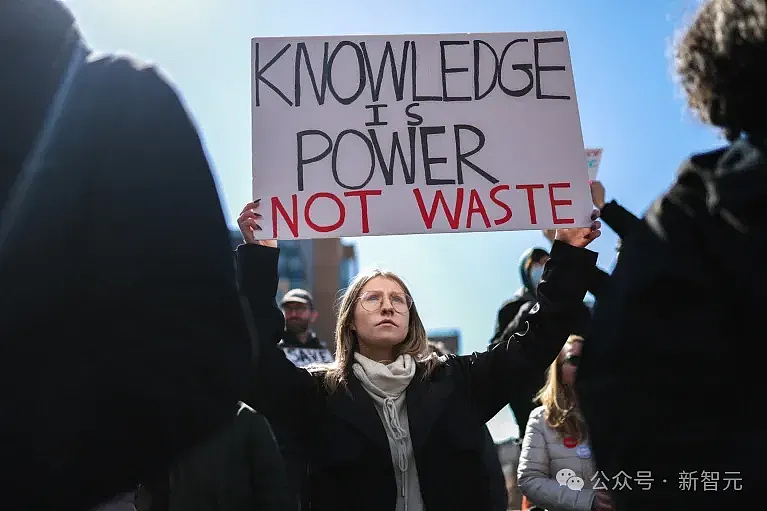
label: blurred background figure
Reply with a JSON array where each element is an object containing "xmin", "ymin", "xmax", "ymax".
[{"xmin": 518, "ymin": 335, "xmax": 614, "ymax": 511}]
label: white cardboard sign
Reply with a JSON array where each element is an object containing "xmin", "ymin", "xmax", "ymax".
[
  {"xmin": 282, "ymin": 347, "xmax": 334, "ymax": 368},
  {"xmin": 251, "ymin": 32, "xmax": 591, "ymax": 239}
]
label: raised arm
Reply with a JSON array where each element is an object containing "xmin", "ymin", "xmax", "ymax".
[
  {"xmin": 590, "ymin": 181, "xmax": 641, "ymax": 239},
  {"xmin": 453, "ymin": 222, "xmax": 600, "ymax": 423},
  {"xmin": 235, "ymin": 204, "xmax": 324, "ymax": 441}
]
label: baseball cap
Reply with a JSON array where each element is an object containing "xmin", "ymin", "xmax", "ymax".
[{"xmin": 280, "ymin": 288, "xmax": 314, "ymax": 308}]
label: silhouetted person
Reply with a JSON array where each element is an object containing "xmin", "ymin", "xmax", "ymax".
[
  {"xmin": 577, "ymin": 1, "xmax": 767, "ymax": 509},
  {"xmin": 0, "ymin": 2, "xmax": 254, "ymax": 508}
]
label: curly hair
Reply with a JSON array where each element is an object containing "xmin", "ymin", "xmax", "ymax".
[{"xmin": 675, "ymin": 0, "xmax": 767, "ymax": 141}]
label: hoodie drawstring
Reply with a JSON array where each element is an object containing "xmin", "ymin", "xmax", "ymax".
[{"xmin": 383, "ymin": 396, "xmax": 409, "ymax": 506}]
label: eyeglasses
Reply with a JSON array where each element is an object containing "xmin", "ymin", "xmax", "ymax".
[
  {"xmin": 563, "ymin": 355, "xmax": 581, "ymax": 367},
  {"xmin": 358, "ymin": 290, "xmax": 413, "ymax": 314}
]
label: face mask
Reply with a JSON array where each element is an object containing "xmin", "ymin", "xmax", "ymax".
[{"xmin": 529, "ymin": 265, "xmax": 544, "ymax": 288}]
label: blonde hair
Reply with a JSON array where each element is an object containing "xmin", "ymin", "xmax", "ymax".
[
  {"xmin": 535, "ymin": 335, "xmax": 587, "ymax": 442},
  {"xmin": 322, "ymin": 268, "xmax": 438, "ymax": 393}
]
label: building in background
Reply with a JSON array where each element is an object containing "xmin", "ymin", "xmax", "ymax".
[
  {"xmin": 427, "ymin": 328, "xmax": 461, "ymax": 355},
  {"xmin": 230, "ymin": 230, "xmax": 358, "ymax": 346}
]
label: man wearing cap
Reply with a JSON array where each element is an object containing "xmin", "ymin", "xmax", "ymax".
[{"xmin": 278, "ymin": 288, "xmax": 333, "ymax": 368}]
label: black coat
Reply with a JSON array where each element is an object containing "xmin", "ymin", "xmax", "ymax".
[
  {"xmin": 577, "ymin": 137, "xmax": 767, "ymax": 511},
  {"xmin": 238, "ymin": 241, "xmax": 596, "ymax": 511},
  {"xmin": 0, "ymin": 5, "xmax": 253, "ymax": 509},
  {"xmin": 141, "ymin": 403, "xmax": 295, "ymax": 511}
]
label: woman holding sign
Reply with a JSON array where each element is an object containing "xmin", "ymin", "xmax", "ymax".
[{"xmin": 237, "ymin": 200, "xmax": 601, "ymax": 511}]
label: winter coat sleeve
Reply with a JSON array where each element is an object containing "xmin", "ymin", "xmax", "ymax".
[
  {"xmin": 517, "ymin": 409, "xmax": 595, "ymax": 511},
  {"xmin": 453, "ymin": 241, "xmax": 597, "ymax": 423},
  {"xmin": 490, "ymin": 297, "xmax": 526, "ymax": 344},
  {"xmin": 599, "ymin": 200, "xmax": 640, "ymax": 240},
  {"xmin": 236, "ymin": 243, "xmax": 325, "ymax": 445}
]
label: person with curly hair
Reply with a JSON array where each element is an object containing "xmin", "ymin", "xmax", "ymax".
[{"xmin": 576, "ymin": 1, "xmax": 766, "ymax": 510}]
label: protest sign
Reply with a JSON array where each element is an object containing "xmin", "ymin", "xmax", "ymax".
[
  {"xmin": 251, "ymin": 32, "xmax": 591, "ymax": 239},
  {"xmin": 585, "ymin": 148, "xmax": 603, "ymax": 180},
  {"xmin": 282, "ymin": 346, "xmax": 334, "ymax": 368}
]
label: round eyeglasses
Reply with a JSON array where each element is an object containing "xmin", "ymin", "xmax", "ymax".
[{"xmin": 358, "ymin": 290, "xmax": 413, "ymax": 314}]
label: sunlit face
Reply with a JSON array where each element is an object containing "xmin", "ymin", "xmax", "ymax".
[
  {"xmin": 352, "ymin": 276, "xmax": 411, "ymax": 353},
  {"xmin": 561, "ymin": 341, "xmax": 582, "ymax": 386}
]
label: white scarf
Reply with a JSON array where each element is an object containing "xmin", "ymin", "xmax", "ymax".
[
  {"xmin": 352, "ymin": 353, "xmax": 422, "ymax": 511},
  {"xmin": 352, "ymin": 352, "xmax": 416, "ymax": 398}
]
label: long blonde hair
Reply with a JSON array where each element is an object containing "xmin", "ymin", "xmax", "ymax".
[
  {"xmin": 322, "ymin": 268, "xmax": 438, "ymax": 393},
  {"xmin": 535, "ymin": 335, "xmax": 587, "ymax": 442}
]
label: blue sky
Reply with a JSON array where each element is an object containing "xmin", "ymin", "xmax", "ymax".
[{"xmin": 64, "ymin": 0, "xmax": 718, "ymax": 440}]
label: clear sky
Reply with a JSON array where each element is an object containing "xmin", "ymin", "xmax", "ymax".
[{"xmin": 64, "ymin": 0, "xmax": 718, "ymax": 441}]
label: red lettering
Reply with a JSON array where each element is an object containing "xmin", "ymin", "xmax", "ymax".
[
  {"xmin": 466, "ymin": 189, "xmax": 491, "ymax": 228},
  {"xmin": 490, "ymin": 184, "xmax": 512, "ymax": 225},
  {"xmin": 344, "ymin": 190, "xmax": 382, "ymax": 234},
  {"xmin": 413, "ymin": 188, "xmax": 465, "ymax": 230},
  {"xmin": 515, "ymin": 183, "xmax": 545, "ymax": 224},
  {"xmin": 271, "ymin": 195, "xmax": 299, "ymax": 238},
  {"xmin": 304, "ymin": 192, "xmax": 346, "ymax": 233},
  {"xmin": 548, "ymin": 182, "xmax": 575, "ymax": 225}
]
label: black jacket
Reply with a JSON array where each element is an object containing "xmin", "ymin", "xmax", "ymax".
[
  {"xmin": 482, "ymin": 428, "xmax": 509, "ymax": 511},
  {"xmin": 586, "ymin": 199, "xmax": 641, "ymax": 298},
  {"xmin": 141, "ymin": 403, "xmax": 294, "ymax": 511},
  {"xmin": 577, "ymin": 137, "xmax": 767, "ymax": 510},
  {"xmin": 239, "ymin": 240, "xmax": 596, "ymax": 511},
  {"xmin": 0, "ymin": 4, "xmax": 253, "ymax": 509}
]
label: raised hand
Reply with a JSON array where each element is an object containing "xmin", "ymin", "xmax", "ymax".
[
  {"xmin": 590, "ymin": 181, "xmax": 606, "ymax": 210},
  {"xmin": 554, "ymin": 209, "xmax": 602, "ymax": 248},
  {"xmin": 237, "ymin": 200, "xmax": 277, "ymax": 248}
]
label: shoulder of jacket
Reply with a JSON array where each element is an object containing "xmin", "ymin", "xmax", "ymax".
[{"xmin": 528, "ymin": 405, "xmax": 547, "ymax": 422}]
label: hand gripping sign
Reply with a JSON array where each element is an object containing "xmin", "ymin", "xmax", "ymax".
[{"xmin": 251, "ymin": 32, "xmax": 592, "ymax": 239}]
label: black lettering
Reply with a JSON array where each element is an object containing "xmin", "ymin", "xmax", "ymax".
[
  {"xmin": 420, "ymin": 126, "xmax": 453, "ymax": 185},
  {"xmin": 411, "ymin": 41, "xmax": 442, "ymax": 102},
  {"xmin": 254, "ymin": 42, "xmax": 293, "ymax": 106},
  {"xmin": 473, "ymin": 40, "xmax": 499, "ymax": 100},
  {"xmin": 295, "ymin": 42, "xmax": 329, "ymax": 106},
  {"xmin": 326, "ymin": 41, "xmax": 367, "ymax": 105},
  {"xmin": 365, "ymin": 104, "xmax": 388, "ymax": 127},
  {"xmin": 534, "ymin": 37, "xmax": 570, "ymax": 100},
  {"xmin": 297, "ymin": 349, "xmax": 312, "ymax": 365},
  {"xmin": 332, "ymin": 130, "xmax": 375, "ymax": 190},
  {"xmin": 440, "ymin": 41, "xmax": 472, "ymax": 102},
  {"xmin": 498, "ymin": 39, "xmax": 533, "ymax": 97},
  {"xmin": 405, "ymin": 102, "xmax": 423, "ymax": 126},
  {"xmin": 361, "ymin": 41, "xmax": 409, "ymax": 102},
  {"xmin": 368, "ymin": 128, "xmax": 417, "ymax": 185},
  {"xmin": 297, "ymin": 130, "xmax": 332, "ymax": 191},
  {"xmin": 454, "ymin": 125, "xmax": 498, "ymax": 184}
]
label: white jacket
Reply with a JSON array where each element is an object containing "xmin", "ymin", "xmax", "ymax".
[{"xmin": 517, "ymin": 406, "xmax": 597, "ymax": 511}]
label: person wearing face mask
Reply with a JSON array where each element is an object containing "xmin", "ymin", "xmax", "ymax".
[
  {"xmin": 490, "ymin": 247, "xmax": 551, "ymax": 345},
  {"xmin": 236, "ymin": 201, "xmax": 602, "ymax": 511},
  {"xmin": 489, "ymin": 243, "xmax": 595, "ymax": 438}
]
